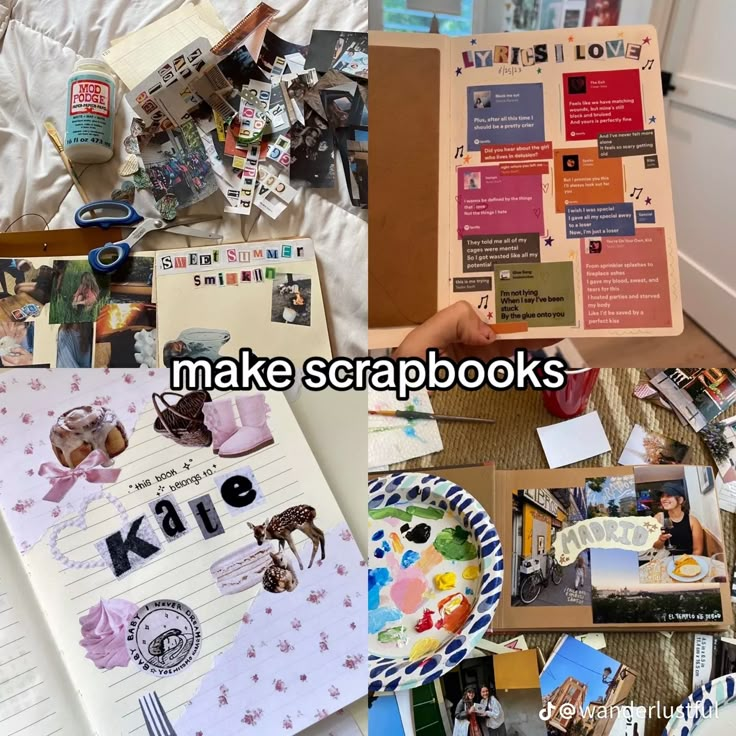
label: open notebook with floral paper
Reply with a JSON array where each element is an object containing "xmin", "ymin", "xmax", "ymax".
[{"xmin": 0, "ymin": 369, "xmax": 365, "ymax": 736}]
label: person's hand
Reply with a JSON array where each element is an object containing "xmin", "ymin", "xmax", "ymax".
[
  {"xmin": 654, "ymin": 533, "xmax": 671, "ymax": 549},
  {"xmin": 393, "ymin": 301, "xmax": 561, "ymax": 360},
  {"xmin": 1, "ymin": 347, "xmax": 33, "ymax": 366},
  {"xmin": 0, "ymin": 322, "xmax": 27, "ymax": 342}
]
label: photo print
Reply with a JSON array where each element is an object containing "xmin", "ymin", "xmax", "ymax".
[
  {"xmin": 472, "ymin": 91, "xmax": 492, "ymax": 109},
  {"xmin": 49, "ymin": 260, "xmax": 111, "ymax": 324},
  {"xmin": 271, "ymin": 273, "xmax": 312, "ymax": 327},
  {"xmin": 701, "ymin": 415, "xmax": 736, "ymax": 483},
  {"xmin": 290, "ymin": 108, "xmax": 336, "ymax": 188},
  {"xmin": 618, "ymin": 424, "xmax": 690, "ymax": 466},
  {"xmin": 439, "ymin": 649, "xmax": 545, "ymax": 736},
  {"xmin": 650, "ymin": 369, "xmax": 736, "ymax": 431},
  {"xmin": 139, "ymin": 120, "xmax": 217, "ymax": 209},
  {"xmin": 56, "ymin": 323, "xmax": 94, "ymax": 368},
  {"xmin": 0, "ymin": 258, "xmax": 53, "ymax": 320},
  {"xmin": 590, "ymin": 466, "xmax": 725, "ymax": 625},
  {"xmin": 94, "ymin": 303, "xmax": 157, "ymax": 368},
  {"xmin": 540, "ymin": 635, "xmax": 636, "ymax": 735},
  {"xmin": 511, "ymin": 487, "xmax": 591, "ymax": 607},
  {"xmin": 0, "ymin": 321, "xmax": 35, "ymax": 366},
  {"xmin": 109, "ymin": 257, "xmax": 154, "ymax": 304},
  {"xmin": 161, "ymin": 328, "xmax": 230, "ymax": 367},
  {"xmin": 305, "ymin": 30, "xmax": 368, "ymax": 80}
]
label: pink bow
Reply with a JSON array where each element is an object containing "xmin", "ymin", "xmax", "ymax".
[{"xmin": 38, "ymin": 450, "xmax": 121, "ymax": 502}]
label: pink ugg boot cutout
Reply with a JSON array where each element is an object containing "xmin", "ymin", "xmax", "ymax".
[
  {"xmin": 218, "ymin": 394, "xmax": 274, "ymax": 458},
  {"xmin": 202, "ymin": 398, "xmax": 238, "ymax": 452}
]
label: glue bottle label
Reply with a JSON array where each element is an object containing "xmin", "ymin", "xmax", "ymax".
[{"xmin": 65, "ymin": 72, "xmax": 114, "ymax": 150}]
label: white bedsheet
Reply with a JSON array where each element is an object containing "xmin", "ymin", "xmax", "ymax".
[{"xmin": 0, "ymin": 0, "xmax": 367, "ymax": 357}]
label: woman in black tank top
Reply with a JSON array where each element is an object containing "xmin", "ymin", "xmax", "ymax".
[{"xmin": 652, "ymin": 481, "xmax": 705, "ymax": 556}]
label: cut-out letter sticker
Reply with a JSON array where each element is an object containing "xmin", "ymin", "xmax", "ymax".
[
  {"xmin": 215, "ymin": 466, "xmax": 264, "ymax": 516},
  {"xmin": 149, "ymin": 494, "xmax": 189, "ymax": 541},
  {"xmin": 96, "ymin": 515, "xmax": 163, "ymax": 578},
  {"xmin": 189, "ymin": 494, "xmax": 225, "ymax": 539},
  {"xmin": 552, "ymin": 516, "xmax": 661, "ymax": 565}
]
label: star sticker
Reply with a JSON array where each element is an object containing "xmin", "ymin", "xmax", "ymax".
[
  {"xmin": 568, "ymin": 35, "xmax": 574, "ymax": 43},
  {"xmin": 643, "ymin": 36, "xmax": 651, "ymax": 44},
  {"xmin": 455, "ymin": 67, "xmax": 462, "ymax": 76},
  {"xmin": 648, "ymin": 115, "xmax": 656, "ymax": 124},
  {"xmin": 568, "ymin": 250, "xmax": 576, "ymax": 259},
  {"xmin": 536, "ymin": 67, "xmax": 542, "ymax": 74},
  {"xmin": 183, "ymin": 460, "xmax": 192, "ymax": 470},
  {"xmin": 544, "ymin": 235, "xmax": 554, "ymax": 247},
  {"xmin": 645, "ymin": 196, "xmax": 652, "ymax": 205},
  {"xmin": 617, "ymin": 31, "xmax": 625, "ymax": 38},
  {"xmin": 463, "ymin": 154, "xmax": 471, "ymax": 164},
  {"xmin": 471, "ymin": 38, "xmax": 477, "ymax": 46}
]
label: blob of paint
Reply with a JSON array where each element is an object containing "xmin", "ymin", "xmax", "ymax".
[
  {"xmin": 368, "ymin": 567, "xmax": 392, "ymax": 610},
  {"xmin": 415, "ymin": 608, "xmax": 434, "ymax": 632},
  {"xmin": 369, "ymin": 606, "xmax": 403, "ymax": 635},
  {"xmin": 409, "ymin": 637, "xmax": 440, "ymax": 661},
  {"xmin": 434, "ymin": 526, "xmax": 477, "ymax": 561},
  {"xmin": 390, "ymin": 571, "xmax": 428, "ymax": 614},
  {"xmin": 377, "ymin": 626, "xmax": 408, "ymax": 645},
  {"xmin": 462, "ymin": 565, "xmax": 480, "ymax": 580},
  {"xmin": 405, "ymin": 523, "xmax": 432, "ymax": 544},
  {"xmin": 374, "ymin": 548, "xmax": 385, "ymax": 559},
  {"xmin": 438, "ymin": 592, "xmax": 472, "ymax": 633},
  {"xmin": 390, "ymin": 532, "xmax": 405, "ymax": 553},
  {"xmin": 400, "ymin": 550, "xmax": 421, "ymax": 569},
  {"xmin": 434, "ymin": 572, "xmax": 457, "ymax": 591},
  {"xmin": 418, "ymin": 545, "xmax": 444, "ymax": 574},
  {"xmin": 371, "ymin": 530, "xmax": 385, "ymax": 541},
  {"xmin": 407, "ymin": 505, "xmax": 445, "ymax": 520},
  {"xmin": 369, "ymin": 507, "xmax": 412, "ymax": 522}
]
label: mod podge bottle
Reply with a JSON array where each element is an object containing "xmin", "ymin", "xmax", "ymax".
[{"xmin": 64, "ymin": 58, "xmax": 115, "ymax": 164}]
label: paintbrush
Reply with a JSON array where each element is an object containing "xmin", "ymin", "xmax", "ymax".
[
  {"xmin": 369, "ymin": 409, "xmax": 496, "ymax": 425},
  {"xmin": 44, "ymin": 120, "xmax": 91, "ymax": 204}
]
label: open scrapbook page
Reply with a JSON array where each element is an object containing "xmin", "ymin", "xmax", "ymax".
[
  {"xmin": 369, "ymin": 25, "xmax": 682, "ymax": 346},
  {"xmin": 425, "ymin": 464, "xmax": 732, "ymax": 632},
  {"xmin": 0, "ymin": 370, "xmax": 365, "ymax": 735},
  {"xmin": 155, "ymin": 238, "xmax": 331, "ymax": 367},
  {"xmin": 0, "ymin": 239, "xmax": 330, "ymax": 370}
]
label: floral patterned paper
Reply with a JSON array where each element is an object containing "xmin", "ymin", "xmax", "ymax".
[{"xmin": 0, "ymin": 369, "xmax": 169, "ymax": 551}]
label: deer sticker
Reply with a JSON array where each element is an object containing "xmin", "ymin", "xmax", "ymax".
[
  {"xmin": 261, "ymin": 550, "xmax": 298, "ymax": 593},
  {"xmin": 247, "ymin": 504, "xmax": 325, "ymax": 570}
]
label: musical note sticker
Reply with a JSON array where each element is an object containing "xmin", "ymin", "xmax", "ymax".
[
  {"xmin": 477, "ymin": 294, "xmax": 489, "ymax": 309},
  {"xmin": 629, "ymin": 187, "xmax": 643, "ymax": 199},
  {"xmin": 641, "ymin": 59, "xmax": 654, "ymax": 70},
  {"xmin": 455, "ymin": 145, "xmax": 464, "ymax": 159}
]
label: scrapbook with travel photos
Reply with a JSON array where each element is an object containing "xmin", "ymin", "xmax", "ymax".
[
  {"xmin": 0, "ymin": 237, "xmax": 330, "ymax": 370},
  {"xmin": 428, "ymin": 463, "xmax": 733, "ymax": 632},
  {"xmin": 369, "ymin": 25, "xmax": 682, "ymax": 346},
  {"xmin": 0, "ymin": 370, "xmax": 365, "ymax": 736}
]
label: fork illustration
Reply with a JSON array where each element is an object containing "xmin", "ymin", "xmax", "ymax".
[{"xmin": 139, "ymin": 691, "xmax": 177, "ymax": 736}]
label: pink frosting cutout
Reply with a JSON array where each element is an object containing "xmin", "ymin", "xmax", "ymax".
[{"xmin": 79, "ymin": 598, "xmax": 138, "ymax": 670}]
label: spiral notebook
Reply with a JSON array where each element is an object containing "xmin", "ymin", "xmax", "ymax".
[{"xmin": 0, "ymin": 369, "xmax": 365, "ymax": 736}]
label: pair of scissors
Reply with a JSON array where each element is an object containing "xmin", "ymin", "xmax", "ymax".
[{"xmin": 75, "ymin": 201, "xmax": 223, "ymax": 273}]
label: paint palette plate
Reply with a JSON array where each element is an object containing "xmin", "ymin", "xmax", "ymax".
[
  {"xmin": 368, "ymin": 472, "xmax": 503, "ymax": 692},
  {"xmin": 664, "ymin": 674, "xmax": 736, "ymax": 735}
]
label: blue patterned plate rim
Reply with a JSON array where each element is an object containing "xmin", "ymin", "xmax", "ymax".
[{"xmin": 663, "ymin": 673, "xmax": 736, "ymax": 735}]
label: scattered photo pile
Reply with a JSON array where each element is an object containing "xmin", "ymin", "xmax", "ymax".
[
  {"xmin": 112, "ymin": 9, "xmax": 368, "ymax": 220},
  {"xmin": 635, "ymin": 369, "xmax": 736, "ymax": 512}
]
